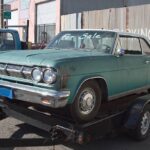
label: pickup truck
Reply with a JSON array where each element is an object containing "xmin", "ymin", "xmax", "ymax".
[{"xmin": 0, "ymin": 29, "xmax": 28, "ymax": 50}]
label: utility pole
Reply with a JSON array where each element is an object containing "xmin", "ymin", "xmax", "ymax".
[{"xmin": 0, "ymin": 0, "xmax": 3, "ymax": 28}]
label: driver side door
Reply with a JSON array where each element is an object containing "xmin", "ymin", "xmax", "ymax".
[{"xmin": 117, "ymin": 35, "xmax": 148, "ymax": 93}]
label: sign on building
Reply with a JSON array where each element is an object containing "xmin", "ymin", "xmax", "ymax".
[
  {"xmin": 3, "ymin": 4, "xmax": 11, "ymax": 11},
  {"xmin": 3, "ymin": 11, "xmax": 11, "ymax": 19},
  {"xmin": 3, "ymin": 4, "xmax": 11, "ymax": 19}
]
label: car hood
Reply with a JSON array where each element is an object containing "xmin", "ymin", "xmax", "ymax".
[{"xmin": 0, "ymin": 49, "xmax": 108, "ymax": 66}]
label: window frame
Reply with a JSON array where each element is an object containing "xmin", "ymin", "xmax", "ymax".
[
  {"xmin": 118, "ymin": 35, "xmax": 143, "ymax": 55},
  {"xmin": 139, "ymin": 37, "xmax": 150, "ymax": 55}
]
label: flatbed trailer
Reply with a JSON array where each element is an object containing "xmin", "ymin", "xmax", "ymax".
[{"xmin": 0, "ymin": 93, "xmax": 150, "ymax": 147}]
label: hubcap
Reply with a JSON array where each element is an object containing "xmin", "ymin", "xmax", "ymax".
[
  {"xmin": 79, "ymin": 88, "xmax": 96, "ymax": 115},
  {"xmin": 141, "ymin": 111, "xmax": 150, "ymax": 136}
]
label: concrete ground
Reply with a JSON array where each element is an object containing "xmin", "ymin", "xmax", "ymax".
[{"xmin": 0, "ymin": 117, "xmax": 150, "ymax": 150}]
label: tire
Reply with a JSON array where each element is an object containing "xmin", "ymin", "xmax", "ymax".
[
  {"xmin": 0, "ymin": 109, "xmax": 6, "ymax": 120},
  {"xmin": 70, "ymin": 80, "xmax": 102, "ymax": 123},
  {"xmin": 129, "ymin": 105, "xmax": 150, "ymax": 141}
]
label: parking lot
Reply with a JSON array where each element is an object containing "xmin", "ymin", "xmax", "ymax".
[{"xmin": 0, "ymin": 117, "xmax": 149, "ymax": 150}]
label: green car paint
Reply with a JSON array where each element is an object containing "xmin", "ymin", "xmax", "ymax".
[{"xmin": 0, "ymin": 30, "xmax": 150, "ymax": 105}]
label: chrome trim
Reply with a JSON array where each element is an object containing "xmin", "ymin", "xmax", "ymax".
[
  {"xmin": 141, "ymin": 111, "xmax": 150, "ymax": 136},
  {"xmin": 4, "ymin": 64, "xmax": 8, "ymax": 74},
  {"xmin": 22, "ymin": 66, "xmax": 32, "ymax": 75},
  {"xmin": 112, "ymin": 33, "xmax": 119, "ymax": 55},
  {"xmin": 0, "ymin": 63, "xmax": 32, "ymax": 79},
  {"xmin": 0, "ymin": 80, "xmax": 70, "ymax": 108},
  {"xmin": 0, "ymin": 80, "xmax": 70, "ymax": 98},
  {"xmin": 74, "ymin": 76, "xmax": 108, "ymax": 102},
  {"xmin": 109, "ymin": 86, "xmax": 150, "ymax": 101},
  {"xmin": 6, "ymin": 68, "xmax": 21, "ymax": 73}
]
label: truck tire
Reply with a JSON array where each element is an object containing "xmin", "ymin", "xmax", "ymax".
[
  {"xmin": 70, "ymin": 80, "xmax": 102, "ymax": 123},
  {"xmin": 129, "ymin": 105, "xmax": 150, "ymax": 141}
]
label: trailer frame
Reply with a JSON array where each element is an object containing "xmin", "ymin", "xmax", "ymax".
[{"xmin": 0, "ymin": 94, "xmax": 150, "ymax": 147}]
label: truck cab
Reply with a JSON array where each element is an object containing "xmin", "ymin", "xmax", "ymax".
[{"xmin": 0, "ymin": 29, "xmax": 27, "ymax": 50}]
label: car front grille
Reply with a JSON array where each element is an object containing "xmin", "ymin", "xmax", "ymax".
[{"xmin": 0, "ymin": 63, "xmax": 32, "ymax": 79}]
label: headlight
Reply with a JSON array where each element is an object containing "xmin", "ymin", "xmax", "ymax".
[
  {"xmin": 31, "ymin": 67, "xmax": 43, "ymax": 82},
  {"xmin": 43, "ymin": 68, "xmax": 57, "ymax": 84}
]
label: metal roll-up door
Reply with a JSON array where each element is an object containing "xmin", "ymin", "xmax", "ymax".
[{"xmin": 36, "ymin": 1, "xmax": 56, "ymax": 43}]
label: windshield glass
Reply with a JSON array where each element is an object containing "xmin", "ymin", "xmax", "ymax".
[{"xmin": 47, "ymin": 31, "xmax": 116, "ymax": 54}]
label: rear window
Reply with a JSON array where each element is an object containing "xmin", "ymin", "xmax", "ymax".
[{"xmin": 0, "ymin": 32, "xmax": 15, "ymax": 50}]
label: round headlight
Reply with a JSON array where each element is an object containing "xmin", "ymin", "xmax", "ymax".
[
  {"xmin": 32, "ymin": 67, "xmax": 43, "ymax": 82},
  {"xmin": 43, "ymin": 68, "xmax": 57, "ymax": 84}
]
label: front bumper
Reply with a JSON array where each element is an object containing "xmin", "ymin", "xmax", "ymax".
[{"xmin": 0, "ymin": 80, "xmax": 70, "ymax": 108}]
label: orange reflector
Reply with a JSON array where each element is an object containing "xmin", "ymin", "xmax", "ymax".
[{"xmin": 41, "ymin": 99, "xmax": 51, "ymax": 105}]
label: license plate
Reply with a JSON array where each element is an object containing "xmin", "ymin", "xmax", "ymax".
[{"xmin": 0, "ymin": 86, "xmax": 13, "ymax": 99}]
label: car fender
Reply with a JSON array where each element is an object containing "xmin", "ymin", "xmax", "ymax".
[{"xmin": 71, "ymin": 75, "xmax": 108, "ymax": 103}]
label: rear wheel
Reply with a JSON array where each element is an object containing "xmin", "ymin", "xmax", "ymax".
[
  {"xmin": 129, "ymin": 106, "xmax": 150, "ymax": 141},
  {"xmin": 70, "ymin": 80, "xmax": 102, "ymax": 122}
]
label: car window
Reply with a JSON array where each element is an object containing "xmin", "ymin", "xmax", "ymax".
[
  {"xmin": 47, "ymin": 31, "xmax": 116, "ymax": 54},
  {"xmin": 119, "ymin": 36, "xmax": 142, "ymax": 55},
  {"xmin": 0, "ymin": 32, "xmax": 15, "ymax": 50},
  {"xmin": 140, "ymin": 38, "xmax": 150, "ymax": 55}
]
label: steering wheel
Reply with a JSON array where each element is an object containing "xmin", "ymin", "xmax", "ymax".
[{"xmin": 101, "ymin": 44, "xmax": 111, "ymax": 53}]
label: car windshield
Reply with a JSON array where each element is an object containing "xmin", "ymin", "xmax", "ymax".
[{"xmin": 47, "ymin": 31, "xmax": 116, "ymax": 54}]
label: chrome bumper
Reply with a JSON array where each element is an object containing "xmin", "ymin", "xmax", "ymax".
[{"xmin": 0, "ymin": 80, "xmax": 70, "ymax": 108}]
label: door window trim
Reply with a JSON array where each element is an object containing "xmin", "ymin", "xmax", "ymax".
[
  {"xmin": 118, "ymin": 35, "xmax": 143, "ymax": 55},
  {"xmin": 139, "ymin": 37, "xmax": 150, "ymax": 55}
]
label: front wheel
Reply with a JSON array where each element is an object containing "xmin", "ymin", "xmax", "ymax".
[{"xmin": 70, "ymin": 80, "xmax": 102, "ymax": 123}]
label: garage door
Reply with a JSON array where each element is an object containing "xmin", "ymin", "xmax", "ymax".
[{"xmin": 36, "ymin": 1, "xmax": 56, "ymax": 43}]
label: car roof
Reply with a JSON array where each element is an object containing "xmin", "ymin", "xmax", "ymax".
[
  {"xmin": 0, "ymin": 28, "xmax": 18, "ymax": 33},
  {"xmin": 62, "ymin": 29, "xmax": 147, "ymax": 39}
]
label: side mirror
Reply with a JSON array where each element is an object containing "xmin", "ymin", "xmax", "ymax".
[{"xmin": 115, "ymin": 48, "xmax": 125, "ymax": 57}]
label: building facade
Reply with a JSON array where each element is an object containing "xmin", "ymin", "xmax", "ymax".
[
  {"xmin": 61, "ymin": 0, "xmax": 150, "ymax": 40},
  {"xmin": 4, "ymin": 0, "xmax": 150, "ymax": 43},
  {"xmin": 4, "ymin": 0, "xmax": 61, "ymax": 43}
]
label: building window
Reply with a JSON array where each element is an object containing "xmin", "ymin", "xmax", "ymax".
[
  {"xmin": 36, "ymin": 24, "xmax": 56, "ymax": 44},
  {"xmin": 20, "ymin": 0, "xmax": 30, "ymax": 10},
  {"xmin": 4, "ymin": 0, "xmax": 14, "ymax": 4}
]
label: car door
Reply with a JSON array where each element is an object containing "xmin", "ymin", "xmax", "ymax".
[
  {"xmin": 140, "ymin": 38, "xmax": 150, "ymax": 86},
  {"xmin": 118, "ymin": 35, "xmax": 148, "ymax": 92}
]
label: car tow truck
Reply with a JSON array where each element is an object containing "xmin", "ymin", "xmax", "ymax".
[{"xmin": 0, "ymin": 93, "xmax": 150, "ymax": 148}]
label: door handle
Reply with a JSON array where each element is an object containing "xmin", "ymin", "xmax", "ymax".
[{"xmin": 145, "ymin": 60, "xmax": 150, "ymax": 64}]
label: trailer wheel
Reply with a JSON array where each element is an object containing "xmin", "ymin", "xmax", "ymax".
[
  {"xmin": 70, "ymin": 80, "xmax": 101, "ymax": 122},
  {"xmin": 129, "ymin": 105, "xmax": 150, "ymax": 141},
  {"xmin": 0, "ymin": 109, "xmax": 6, "ymax": 120}
]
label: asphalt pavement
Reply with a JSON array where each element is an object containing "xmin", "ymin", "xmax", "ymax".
[{"xmin": 0, "ymin": 117, "xmax": 150, "ymax": 150}]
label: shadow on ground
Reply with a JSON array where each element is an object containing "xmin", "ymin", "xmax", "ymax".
[{"xmin": 0, "ymin": 123, "xmax": 150, "ymax": 150}]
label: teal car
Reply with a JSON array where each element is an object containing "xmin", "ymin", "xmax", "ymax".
[{"xmin": 0, "ymin": 30, "xmax": 150, "ymax": 122}]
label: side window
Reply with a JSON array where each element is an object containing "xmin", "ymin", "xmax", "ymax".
[
  {"xmin": 0, "ymin": 32, "xmax": 15, "ymax": 50},
  {"xmin": 119, "ymin": 36, "xmax": 142, "ymax": 55},
  {"xmin": 140, "ymin": 38, "xmax": 150, "ymax": 55}
]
